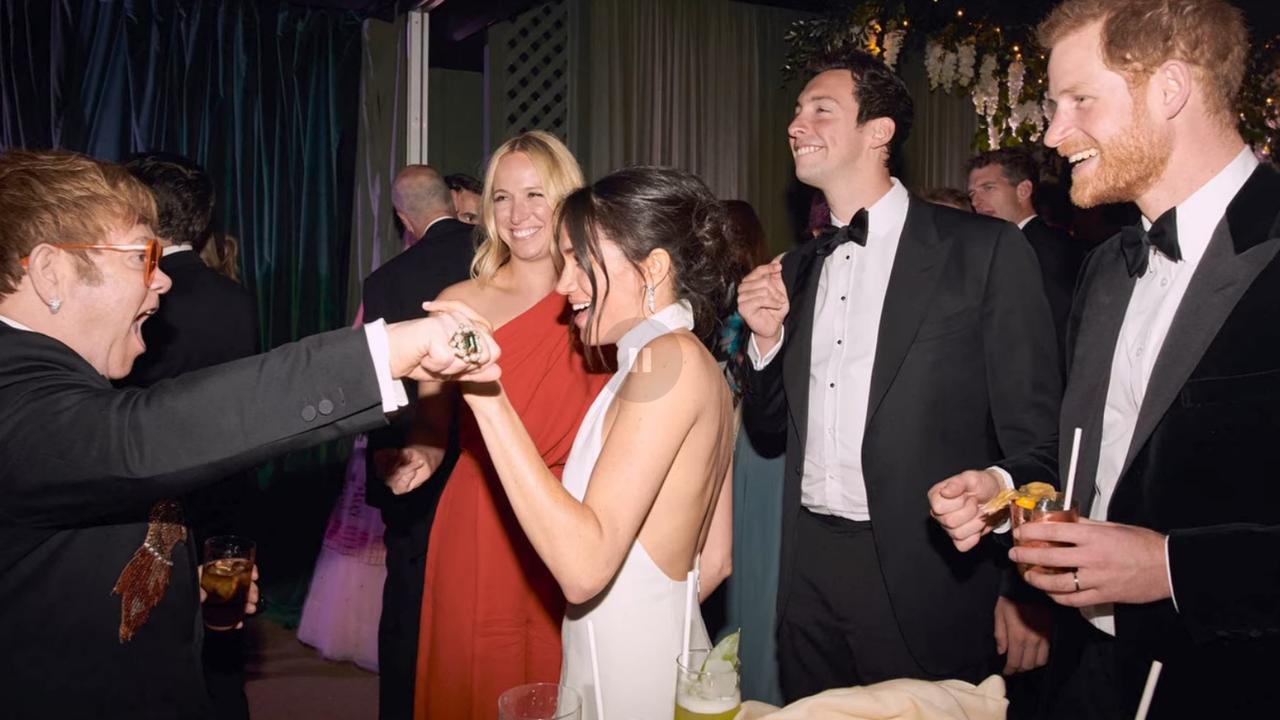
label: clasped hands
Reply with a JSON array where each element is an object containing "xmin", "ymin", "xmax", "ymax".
[
  {"xmin": 386, "ymin": 300, "xmax": 502, "ymax": 383},
  {"xmin": 927, "ymin": 471, "xmax": 1172, "ymax": 607}
]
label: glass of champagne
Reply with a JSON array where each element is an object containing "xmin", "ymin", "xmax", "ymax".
[
  {"xmin": 201, "ymin": 535, "xmax": 255, "ymax": 631},
  {"xmin": 675, "ymin": 649, "xmax": 741, "ymax": 720},
  {"xmin": 497, "ymin": 683, "xmax": 581, "ymax": 720},
  {"xmin": 1010, "ymin": 491, "xmax": 1079, "ymax": 575}
]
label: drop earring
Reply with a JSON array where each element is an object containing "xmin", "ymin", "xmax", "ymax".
[
  {"xmin": 48, "ymin": 298, "xmax": 61, "ymax": 314},
  {"xmin": 645, "ymin": 285, "xmax": 656, "ymax": 314}
]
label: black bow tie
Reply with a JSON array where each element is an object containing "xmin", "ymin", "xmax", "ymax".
[
  {"xmin": 815, "ymin": 208, "xmax": 869, "ymax": 256},
  {"xmin": 1120, "ymin": 207, "xmax": 1181, "ymax": 277}
]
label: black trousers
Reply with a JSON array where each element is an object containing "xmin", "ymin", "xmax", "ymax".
[
  {"xmin": 377, "ymin": 516, "xmax": 431, "ymax": 720},
  {"xmin": 777, "ymin": 509, "xmax": 996, "ymax": 703}
]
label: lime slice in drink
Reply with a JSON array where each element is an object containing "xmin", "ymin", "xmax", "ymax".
[{"xmin": 702, "ymin": 629, "xmax": 740, "ymax": 672}]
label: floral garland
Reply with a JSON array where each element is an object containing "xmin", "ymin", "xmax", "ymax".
[{"xmin": 783, "ymin": 1, "xmax": 1279, "ymax": 161}]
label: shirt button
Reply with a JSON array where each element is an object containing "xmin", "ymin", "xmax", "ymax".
[
  {"xmin": 301, "ymin": 405, "xmax": 317, "ymax": 422},
  {"xmin": 829, "ymin": 382, "xmax": 835, "ymax": 388},
  {"xmin": 1135, "ymin": 346, "xmax": 1144, "ymax": 357},
  {"xmin": 836, "ymin": 339, "xmax": 843, "ymax": 345},
  {"xmin": 1160, "ymin": 277, "xmax": 1169, "ymax": 287},
  {"xmin": 844, "ymin": 254, "xmax": 850, "ymax": 260},
  {"xmin": 840, "ymin": 295, "xmax": 847, "ymax": 301}
]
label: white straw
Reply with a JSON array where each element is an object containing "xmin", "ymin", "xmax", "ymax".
[
  {"xmin": 586, "ymin": 620, "xmax": 606, "ymax": 720},
  {"xmin": 680, "ymin": 564, "xmax": 698, "ymax": 669},
  {"xmin": 1063, "ymin": 427, "xmax": 1083, "ymax": 509},
  {"xmin": 1133, "ymin": 660, "xmax": 1164, "ymax": 720}
]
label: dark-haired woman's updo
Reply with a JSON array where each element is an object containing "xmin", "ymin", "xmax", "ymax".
[{"xmin": 555, "ymin": 166, "xmax": 749, "ymax": 347}]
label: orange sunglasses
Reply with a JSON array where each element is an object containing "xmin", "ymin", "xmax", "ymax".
[{"xmin": 20, "ymin": 238, "xmax": 162, "ymax": 287}]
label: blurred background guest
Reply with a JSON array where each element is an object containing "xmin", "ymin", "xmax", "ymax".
[
  {"xmin": 967, "ymin": 148, "xmax": 1086, "ymax": 363},
  {"xmin": 445, "ymin": 172, "xmax": 483, "ymax": 225}
]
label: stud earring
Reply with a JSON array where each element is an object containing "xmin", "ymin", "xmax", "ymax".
[
  {"xmin": 48, "ymin": 298, "xmax": 61, "ymax": 314},
  {"xmin": 645, "ymin": 285, "xmax": 656, "ymax": 314}
]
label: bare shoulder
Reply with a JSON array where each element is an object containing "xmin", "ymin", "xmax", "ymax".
[
  {"xmin": 620, "ymin": 332, "xmax": 724, "ymax": 404},
  {"xmin": 436, "ymin": 278, "xmax": 479, "ymax": 304}
]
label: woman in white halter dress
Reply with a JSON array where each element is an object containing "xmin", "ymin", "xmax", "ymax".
[{"xmin": 424, "ymin": 166, "xmax": 746, "ymax": 719}]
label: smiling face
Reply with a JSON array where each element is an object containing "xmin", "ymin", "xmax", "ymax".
[
  {"xmin": 1044, "ymin": 23, "xmax": 1172, "ymax": 208},
  {"xmin": 64, "ymin": 223, "xmax": 172, "ymax": 378},
  {"xmin": 491, "ymin": 151, "xmax": 553, "ymax": 263},
  {"xmin": 788, "ymin": 69, "xmax": 879, "ymax": 193},
  {"xmin": 555, "ymin": 226, "xmax": 647, "ymax": 347}
]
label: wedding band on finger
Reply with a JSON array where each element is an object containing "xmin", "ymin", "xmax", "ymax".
[
  {"xmin": 448, "ymin": 324, "xmax": 483, "ymax": 364},
  {"xmin": 1072, "ymin": 570, "xmax": 1081, "ymax": 593}
]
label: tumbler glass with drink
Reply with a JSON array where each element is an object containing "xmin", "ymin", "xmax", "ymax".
[
  {"xmin": 201, "ymin": 535, "xmax": 255, "ymax": 631},
  {"xmin": 497, "ymin": 683, "xmax": 581, "ymax": 720},
  {"xmin": 675, "ymin": 632, "xmax": 741, "ymax": 720},
  {"xmin": 985, "ymin": 482, "xmax": 1079, "ymax": 575}
]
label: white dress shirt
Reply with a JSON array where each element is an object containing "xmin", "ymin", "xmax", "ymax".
[
  {"xmin": 0, "ymin": 313, "xmax": 408, "ymax": 413},
  {"xmin": 749, "ymin": 178, "xmax": 910, "ymax": 521},
  {"xmin": 1016, "ymin": 215, "xmax": 1037, "ymax": 230},
  {"xmin": 1083, "ymin": 146, "xmax": 1259, "ymax": 635}
]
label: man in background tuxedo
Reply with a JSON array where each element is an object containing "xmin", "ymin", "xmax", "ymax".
[
  {"xmin": 929, "ymin": 1, "xmax": 1280, "ymax": 716},
  {"xmin": 361, "ymin": 164, "xmax": 475, "ymax": 720},
  {"xmin": 445, "ymin": 172, "xmax": 483, "ymax": 225},
  {"xmin": 968, "ymin": 148, "xmax": 1086, "ymax": 358},
  {"xmin": 120, "ymin": 152, "xmax": 259, "ymax": 720},
  {"xmin": 738, "ymin": 50, "xmax": 1061, "ymax": 702}
]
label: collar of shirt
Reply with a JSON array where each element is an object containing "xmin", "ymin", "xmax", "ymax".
[
  {"xmin": 1017, "ymin": 214, "xmax": 1037, "ymax": 230},
  {"xmin": 0, "ymin": 313, "xmax": 32, "ymax": 330},
  {"xmin": 828, "ymin": 177, "xmax": 910, "ymax": 244},
  {"xmin": 1141, "ymin": 146, "xmax": 1258, "ymax": 268},
  {"xmin": 161, "ymin": 243, "xmax": 193, "ymax": 257}
]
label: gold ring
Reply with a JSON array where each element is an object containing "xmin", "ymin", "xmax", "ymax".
[{"xmin": 448, "ymin": 325, "xmax": 482, "ymax": 364}]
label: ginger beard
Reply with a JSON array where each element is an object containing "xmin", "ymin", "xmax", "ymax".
[{"xmin": 1064, "ymin": 89, "xmax": 1173, "ymax": 208}]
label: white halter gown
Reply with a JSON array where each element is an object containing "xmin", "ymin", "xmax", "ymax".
[{"xmin": 559, "ymin": 301, "xmax": 711, "ymax": 720}]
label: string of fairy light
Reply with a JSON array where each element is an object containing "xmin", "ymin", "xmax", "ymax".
[{"xmin": 783, "ymin": 1, "xmax": 1279, "ymax": 161}]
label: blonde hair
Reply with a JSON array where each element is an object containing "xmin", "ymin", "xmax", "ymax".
[
  {"xmin": 471, "ymin": 131, "xmax": 584, "ymax": 282},
  {"xmin": 1037, "ymin": 0, "xmax": 1248, "ymax": 127},
  {"xmin": 0, "ymin": 149, "xmax": 157, "ymax": 296}
]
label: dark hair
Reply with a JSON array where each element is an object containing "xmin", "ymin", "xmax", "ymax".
[
  {"xmin": 444, "ymin": 173, "xmax": 482, "ymax": 195},
  {"xmin": 123, "ymin": 152, "xmax": 216, "ymax": 252},
  {"xmin": 555, "ymin": 166, "xmax": 747, "ymax": 349},
  {"xmin": 807, "ymin": 191, "xmax": 830, "ymax": 237},
  {"xmin": 724, "ymin": 200, "xmax": 770, "ymax": 268},
  {"xmin": 919, "ymin": 187, "xmax": 973, "ymax": 212},
  {"xmin": 811, "ymin": 50, "xmax": 914, "ymax": 170},
  {"xmin": 966, "ymin": 148, "xmax": 1039, "ymax": 192}
]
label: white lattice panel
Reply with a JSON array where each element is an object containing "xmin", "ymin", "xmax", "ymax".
[{"xmin": 500, "ymin": 1, "xmax": 568, "ymax": 139}]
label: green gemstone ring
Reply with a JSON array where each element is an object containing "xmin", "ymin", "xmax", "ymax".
[{"xmin": 448, "ymin": 325, "xmax": 483, "ymax": 364}]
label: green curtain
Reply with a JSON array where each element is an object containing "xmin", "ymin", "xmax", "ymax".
[{"xmin": 0, "ymin": 0, "xmax": 366, "ymax": 622}]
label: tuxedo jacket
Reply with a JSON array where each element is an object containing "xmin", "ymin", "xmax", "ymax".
[
  {"xmin": 743, "ymin": 198, "xmax": 1061, "ymax": 676},
  {"xmin": 0, "ymin": 325, "xmax": 387, "ymax": 719},
  {"xmin": 1022, "ymin": 164, "xmax": 1280, "ymax": 712},
  {"xmin": 361, "ymin": 218, "xmax": 475, "ymax": 529},
  {"xmin": 1021, "ymin": 215, "xmax": 1087, "ymax": 362}
]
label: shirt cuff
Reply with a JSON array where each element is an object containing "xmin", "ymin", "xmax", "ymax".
[
  {"xmin": 747, "ymin": 328, "xmax": 785, "ymax": 370},
  {"xmin": 363, "ymin": 319, "xmax": 409, "ymax": 413},
  {"xmin": 1165, "ymin": 535, "xmax": 1179, "ymax": 612},
  {"xmin": 988, "ymin": 466, "xmax": 1015, "ymax": 534}
]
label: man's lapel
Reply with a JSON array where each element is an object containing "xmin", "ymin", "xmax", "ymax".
[
  {"xmin": 782, "ymin": 244, "xmax": 823, "ymax": 441},
  {"xmin": 1120, "ymin": 164, "xmax": 1280, "ymax": 477},
  {"xmin": 1059, "ymin": 242, "xmax": 1134, "ymax": 513},
  {"xmin": 866, "ymin": 198, "xmax": 950, "ymax": 424}
]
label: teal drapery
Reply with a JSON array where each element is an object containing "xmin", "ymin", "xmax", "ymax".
[{"xmin": 0, "ymin": 0, "xmax": 366, "ymax": 621}]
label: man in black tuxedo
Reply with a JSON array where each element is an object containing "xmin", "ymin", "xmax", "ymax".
[
  {"xmin": 361, "ymin": 164, "xmax": 475, "ymax": 720},
  {"xmin": 0, "ymin": 149, "xmax": 499, "ymax": 719},
  {"xmin": 968, "ymin": 148, "xmax": 1086, "ymax": 358},
  {"xmin": 929, "ymin": 1, "xmax": 1280, "ymax": 717},
  {"xmin": 737, "ymin": 50, "xmax": 1061, "ymax": 701},
  {"xmin": 119, "ymin": 152, "xmax": 260, "ymax": 720},
  {"xmin": 445, "ymin": 172, "xmax": 482, "ymax": 225}
]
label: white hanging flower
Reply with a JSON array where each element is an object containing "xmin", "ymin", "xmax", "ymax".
[
  {"xmin": 940, "ymin": 49, "xmax": 959, "ymax": 92},
  {"xmin": 956, "ymin": 43, "xmax": 977, "ymax": 87},
  {"xmin": 883, "ymin": 29, "xmax": 905, "ymax": 70},
  {"xmin": 1007, "ymin": 60, "xmax": 1026, "ymax": 105},
  {"xmin": 925, "ymin": 42, "xmax": 945, "ymax": 90}
]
